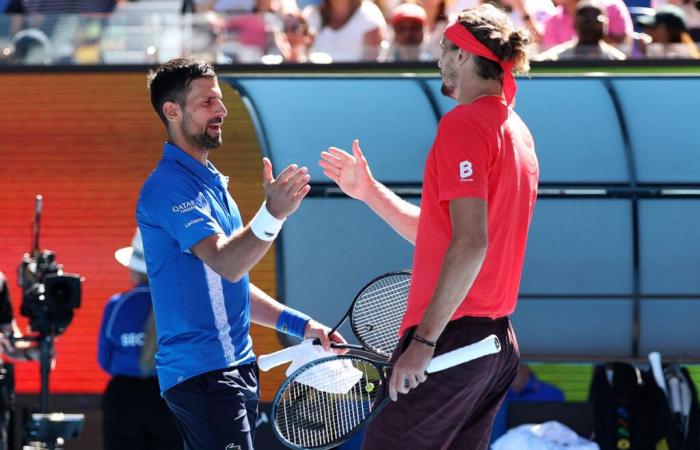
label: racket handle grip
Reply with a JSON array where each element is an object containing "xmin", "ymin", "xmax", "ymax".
[
  {"xmin": 426, "ymin": 334, "xmax": 501, "ymax": 374},
  {"xmin": 258, "ymin": 344, "xmax": 305, "ymax": 371},
  {"xmin": 649, "ymin": 351, "xmax": 668, "ymax": 395}
]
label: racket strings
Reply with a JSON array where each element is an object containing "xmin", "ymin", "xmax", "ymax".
[
  {"xmin": 352, "ymin": 275, "xmax": 411, "ymax": 357},
  {"xmin": 275, "ymin": 359, "xmax": 380, "ymax": 448}
]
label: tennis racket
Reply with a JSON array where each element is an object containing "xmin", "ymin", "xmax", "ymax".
[
  {"xmin": 259, "ymin": 271, "xmax": 412, "ymax": 371},
  {"xmin": 271, "ymin": 334, "xmax": 502, "ymax": 450}
]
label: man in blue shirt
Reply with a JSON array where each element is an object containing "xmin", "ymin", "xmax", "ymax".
[
  {"xmin": 136, "ymin": 58, "xmax": 345, "ymax": 450},
  {"xmin": 98, "ymin": 229, "xmax": 182, "ymax": 450}
]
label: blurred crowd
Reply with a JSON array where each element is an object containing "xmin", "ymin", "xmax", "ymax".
[{"xmin": 0, "ymin": 0, "xmax": 699, "ymax": 65}]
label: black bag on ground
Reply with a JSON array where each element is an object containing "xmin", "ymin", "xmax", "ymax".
[{"xmin": 590, "ymin": 362, "xmax": 700, "ymax": 450}]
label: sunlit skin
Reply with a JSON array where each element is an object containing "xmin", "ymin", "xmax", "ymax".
[
  {"xmin": 437, "ymin": 37, "xmax": 460, "ymax": 98},
  {"xmin": 162, "ymin": 77, "xmax": 228, "ymax": 164},
  {"xmin": 394, "ymin": 19, "xmax": 426, "ymax": 47}
]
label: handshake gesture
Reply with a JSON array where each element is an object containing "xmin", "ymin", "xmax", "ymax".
[{"xmin": 262, "ymin": 157, "xmax": 311, "ymax": 220}]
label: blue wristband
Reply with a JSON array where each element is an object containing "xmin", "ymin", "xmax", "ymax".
[{"xmin": 276, "ymin": 308, "xmax": 311, "ymax": 339}]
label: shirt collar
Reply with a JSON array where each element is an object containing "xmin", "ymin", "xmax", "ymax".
[{"xmin": 163, "ymin": 142, "xmax": 226, "ymax": 187}]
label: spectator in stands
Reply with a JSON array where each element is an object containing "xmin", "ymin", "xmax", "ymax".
[
  {"xmin": 98, "ymin": 230, "xmax": 183, "ymax": 450},
  {"xmin": 6, "ymin": 0, "xmax": 118, "ymax": 13},
  {"xmin": 536, "ymin": 0, "xmax": 626, "ymax": 59},
  {"xmin": 264, "ymin": 12, "xmax": 323, "ymax": 62},
  {"xmin": 490, "ymin": 364, "xmax": 565, "ymax": 441},
  {"xmin": 655, "ymin": 0, "xmax": 700, "ymax": 37},
  {"xmin": 449, "ymin": 0, "xmax": 554, "ymax": 48},
  {"xmin": 192, "ymin": 0, "xmax": 296, "ymax": 13},
  {"xmin": 193, "ymin": 0, "xmax": 297, "ymax": 63},
  {"xmin": 420, "ymin": 0, "xmax": 450, "ymax": 59},
  {"xmin": 541, "ymin": 0, "xmax": 633, "ymax": 50},
  {"xmin": 498, "ymin": 0, "xmax": 555, "ymax": 45},
  {"xmin": 302, "ymin": 0, "xmax": 386, "ymax": 61},
  {"xmin": 637, "ymin": 4, "xmax": 700, "ymax": 58},
  {"xmin": 188, "ymin": 13, "xmax": 233, "ymax": 63},
  {"xmin": 383, "ymin": 3, "xmax": 433, "ymax": 61}
]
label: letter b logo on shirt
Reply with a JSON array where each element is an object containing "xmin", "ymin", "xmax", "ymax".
[{"xmin": 460, "ymin": 161, "xmax": 473, "ymax": 180}]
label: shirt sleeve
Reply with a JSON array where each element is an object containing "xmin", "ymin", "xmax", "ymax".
[
  {"xmin": 303, "ymin": 6, "xmax": 321, "ymax": 33},
  {"xmin": 605, "ymin": 0, "xmax": 633, "ymax": 38},
  {"xmin": 139, "ymin": 178, "xmax": 224, "ymax": 253},
  {"xmin": 434, "ymin": 114, "xmax": 491, "ymax": 203},
  {"xmin": 97, "ymin": 299, "xmax": 116, "ymax": 374},
  {"xmin": 358, "ymin": 1, "xmax": 386, "ymax": 33}
]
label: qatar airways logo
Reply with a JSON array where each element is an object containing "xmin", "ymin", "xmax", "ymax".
[
  {"xmin": 172, "ymin": 192, "xmax": 210, "ymax": 214},
  {"xmin": 173, "ymin": 200, "xmax": 196, "ymax": 213}
]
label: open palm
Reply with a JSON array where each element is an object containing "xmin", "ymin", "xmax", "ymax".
[{"xmin": 319, "ymin": 140, "xmax": 374, "ymax": 201}]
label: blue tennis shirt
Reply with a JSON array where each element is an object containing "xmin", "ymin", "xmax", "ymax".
[{"xmin": 136, "ymin": 142, "xmax": 255, "ymax": 393}]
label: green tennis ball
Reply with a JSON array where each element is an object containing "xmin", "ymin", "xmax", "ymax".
[{"xmin": 365, "ymin": 382, "xmax": 375, "ymax": 393}]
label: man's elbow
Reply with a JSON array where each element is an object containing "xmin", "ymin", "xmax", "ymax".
[
  {"xmin": 452, "ymin": 232, "xmax": 488, "ymax": 253},
  {"xmin": 206, "ymin": 258, "xmax": 246, "ymax": 283}
]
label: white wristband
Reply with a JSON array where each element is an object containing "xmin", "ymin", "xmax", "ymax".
[{"xmin": 250, "ymin": 202, "xmax": 285, "ymax": 241}]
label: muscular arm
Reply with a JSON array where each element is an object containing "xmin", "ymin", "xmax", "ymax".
[
  {"xmin": 248, "ymin": 283, "xmax": 348, "ymax": 351},
  {"xmin": 388, "ymin": 197, "xmax": 488, "ymax": 400},
  {"xmin": 320, "ymin": 140, "xmax": 420, "ymax": 244},
  {"xmin": 414, "ymin": 197, "xmax": 488, "ymax": 341},
  {"xmin": 192, "ymin": 159, "xmax": 310, "ymax": 282},
  {"xmin": 191, "ymin": 230, "xmax": 274, "ymax": 283},
  {"xmin": 249, "ymin": 282, "xmax": 286, "ymax": 328},
  {"xmin": 362, "ymin": 180, "xmax": 421, "ymax": 244}
]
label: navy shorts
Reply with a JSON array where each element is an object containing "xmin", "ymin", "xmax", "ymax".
[{"xmin": 163, "ymin": 363, "xmax": 259, "ymax": 450}]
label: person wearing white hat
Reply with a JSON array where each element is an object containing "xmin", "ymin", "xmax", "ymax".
[{"xmin": 97, "ymin": 229, "xmax": 182, "ymax": 450}]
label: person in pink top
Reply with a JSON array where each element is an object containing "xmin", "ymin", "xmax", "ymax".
[{"xmin": 542, "ymin": 0, "xmax": 633, "ymax": 49}]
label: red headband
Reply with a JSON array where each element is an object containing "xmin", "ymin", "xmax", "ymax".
[{"xmin": 444, "ymin": 21, "xmax": 516, "ymax": 105}]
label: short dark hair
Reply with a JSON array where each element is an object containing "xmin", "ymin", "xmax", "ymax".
[{"xmin": 147, "ymin": 58, "xmax": 217, "ymax": 126}]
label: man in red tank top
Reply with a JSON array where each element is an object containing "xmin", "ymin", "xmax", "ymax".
[{"xmin": 320, "ymin": 5, "xmax": 539, "ymax": 448}]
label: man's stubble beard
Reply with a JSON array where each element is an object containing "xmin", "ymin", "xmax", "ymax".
[
  {"xmin": 181, "ymin": 114, "xmax": 222, "ymax": 150},
  {"xmin": 440, "ymin": 67, "xmax": 458, "ymax": 99}
]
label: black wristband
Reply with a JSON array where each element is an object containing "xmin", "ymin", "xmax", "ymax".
[{"xmin": 412, "ymin": 334, "xmax": 436, "ymax": 348}]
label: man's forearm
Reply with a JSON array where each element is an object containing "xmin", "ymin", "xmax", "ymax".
[
  {"xmin": 249, "ymin": 284, "xmax": 311, "ymax": 340},
  {"xmin": 415, "ymin": 236, "xmax": 488, "ymax": 342},
  {"xmin": 195, "ymin": 228, "xmax": 274, "ymax": 283},
  {"xmin": 364, "ymin": 180, "xmax": 420, "ymax": 244},
  {"xmin": 249, "ymin": 283, "xmax": 286, "ymax": 328}
]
